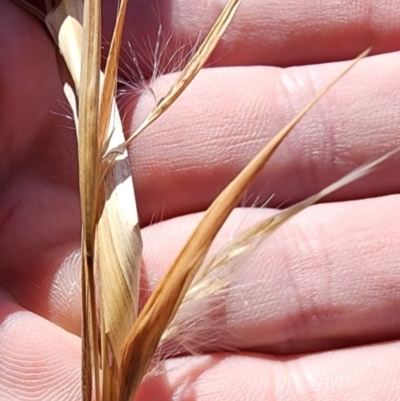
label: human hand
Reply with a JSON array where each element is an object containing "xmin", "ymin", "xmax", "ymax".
[{"xmin": 1, "ymin": 0, "xmax": 400, "ymax": 400}]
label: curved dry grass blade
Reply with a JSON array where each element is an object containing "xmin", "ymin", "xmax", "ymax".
[
  {"xmin": 213, "ymin": 145, "xmax": 400, "ymax": 264},
  {"xmin": 78, "ymin": 0, "xmax": 102, "ymax": 399},
  {"xmin": 105, "ymin": 0, "xmax": 243, "ymax": 160},
  {"xmin": 98, "ymin": 0, "xmax": 129, "ymax": 148},
  {"xmin": 45, "ymin": 0, "xmax": 83, "ymax": 87},
  {"xmin": 117, "ymin": 49, "xmax": 369, "ymax": 401}
]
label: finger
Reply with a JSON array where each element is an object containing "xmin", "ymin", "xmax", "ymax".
[
  {"xmin": 100, "ymin": 0, "xmax": 400, "ymax": 77},
  {"xmin": 0, "ymin": 1, "xmax": 77, "ymax": 187},
  {"xmin": 0, "ymin": 1, "xmax": 81, "ymax": 334},
  {"xmin": 142, "ymin": 195, "xmax": 400, "ymax": 354},
  {"xmin": 20, "ymin": 194, "xmax": 400, "ymax": 354},
  {"xmin": 137, "ymin": 342, "xmax": 400, "ymax": 401},
  {"xmin": 3, "ymin": 285, "xmax": 399, "ymax": 401},
  {"xmin": 0, "ymin": 290, "xmax": 81, "ymax": 401},
  {"xmin": 123, "ymin": 51, "xmax": 400, "ymax": 224},
  {"xmin": 0, "ymin": 1, "xmax": 80, "ymax": 278}
]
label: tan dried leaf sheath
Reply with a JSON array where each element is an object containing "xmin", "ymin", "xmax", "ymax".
[{"xmin": 47, "ymin": 1, "xmax": 142, "ymax": 400}]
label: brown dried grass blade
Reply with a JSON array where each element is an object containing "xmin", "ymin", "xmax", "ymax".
[
  {"xmin": 98, "ymin": 0, "xmax": 129, "ymax": 147},
  {"xmin": 106, "ymin": 0, "xmax": 243, "ymax": 159},
  {"xmin": 208, "ymin": 145, "xmax": 400, "ymax": 266},
  {"xmin": 78, "ymin": 0, "xmax": 102, "ymax": 400},
  {"xmin": 118, "ymin": 48, "xmax": 370, "ymax": 401}
]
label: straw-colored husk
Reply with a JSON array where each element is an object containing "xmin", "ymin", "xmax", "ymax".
[{"xmin": 46, "ymin": 1, "xmax": 142, "ymax": 400}]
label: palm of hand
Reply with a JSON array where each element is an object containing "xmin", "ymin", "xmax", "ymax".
[{"xmin": 1, "ymin": 1, "xmax": 400, "ymax": 400}]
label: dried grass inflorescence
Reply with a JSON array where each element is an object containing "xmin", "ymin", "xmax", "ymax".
[{"xmin": 12, "ymin": 0, "xmax": 400, "ymax": 401}]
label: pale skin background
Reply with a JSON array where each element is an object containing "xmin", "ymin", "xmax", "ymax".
[{"xmin": 1, "ymin": 0, "xmax": 400, "ymax": 400}]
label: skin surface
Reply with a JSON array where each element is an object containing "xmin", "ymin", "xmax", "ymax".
[{"xmin": 1, "ymin": 0, "xmax": 400, "ymax": 400}]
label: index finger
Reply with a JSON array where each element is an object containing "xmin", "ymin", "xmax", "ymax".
[{"xmin": 99, "ymin": 0, "xmax": 400, "ymax": 77}]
